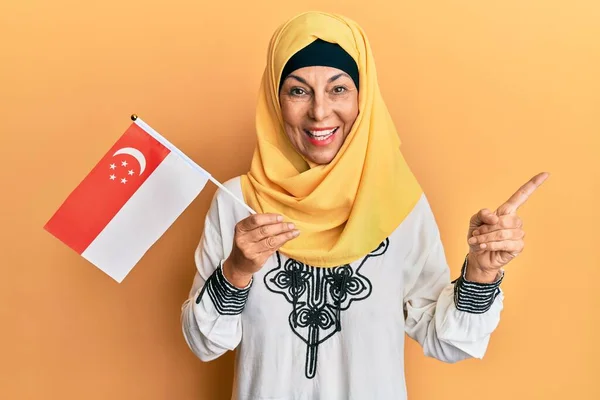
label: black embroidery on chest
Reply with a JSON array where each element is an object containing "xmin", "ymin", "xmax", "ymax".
[{"xmin": 264, "ymin": 239, "xmax": 389, "ymax": 379}]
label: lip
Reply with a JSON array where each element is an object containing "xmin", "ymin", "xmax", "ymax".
[{"xmin": 304, "ymin": 127, "xmax": 338, "ymax": 147}]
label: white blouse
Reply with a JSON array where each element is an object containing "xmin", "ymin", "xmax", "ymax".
[{"xmin": 181, "ymin": 177, "xmax": 504, "ymax": 400}]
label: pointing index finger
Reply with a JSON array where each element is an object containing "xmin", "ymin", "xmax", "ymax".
[{"xmin": 497, "ymin": 172, "xmax": 549, "ymax": 215}]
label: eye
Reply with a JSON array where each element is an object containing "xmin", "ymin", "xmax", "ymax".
[
  {"xmin": 290, "ymin": 87, "xmax": 307, "ymax": 96},
  {"xmin": 332, "ymin": 86, "xmax": 348, "ymax": 94}
]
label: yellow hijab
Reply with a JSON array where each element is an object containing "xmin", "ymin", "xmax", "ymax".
[{"xmin": 241, "ymin": 11, "xmax": 423, "ymax": 267}]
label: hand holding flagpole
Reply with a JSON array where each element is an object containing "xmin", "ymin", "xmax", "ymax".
[{"xmin": 128, "ymin": 115, "xmax": 299, "ymax": 289}]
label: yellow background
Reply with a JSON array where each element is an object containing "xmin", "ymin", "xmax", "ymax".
[{"xmin": 1, "ymin": 0, "xmax": 598, "ymax": 399}]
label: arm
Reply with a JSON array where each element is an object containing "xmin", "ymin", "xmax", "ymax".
[
  {"xmin": 403, "ymin": 201, "xmax": 504, "ymax": 363},
  {"xmin": 180, "ymin": 181, "xmax": 296, "ymax": 362},
  {"xmin": 180, "ymin": 198, "xmax": 251, "ymax": 362}
]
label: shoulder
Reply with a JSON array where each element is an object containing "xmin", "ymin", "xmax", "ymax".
[
  {"xmin": 384, "ymin": 192, "xmax": 446, "ymax": 275},
  {"xmin": 389, "ymin": 192, "xmax": 441, "ymax": 244},
  {"xmin": 213, "ymin": 176, "xmax": 244, "ymax": 206},
  {"xmin": 205, "ymin": 175, "xmax": 249, "ymax": 232}
]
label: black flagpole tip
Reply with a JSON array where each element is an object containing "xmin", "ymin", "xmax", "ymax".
[{"xmin": 130, "ymin": 114, "xmax": 138, "ymax": 121}]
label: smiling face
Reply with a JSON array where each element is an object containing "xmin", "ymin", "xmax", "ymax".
[{"xmin": 279, "ymin": 66, "xmax": 359, "ymax": 165}]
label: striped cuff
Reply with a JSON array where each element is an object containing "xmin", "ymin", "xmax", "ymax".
[
  {"xmin": 453, "ymin": 255, "xmax": 503, "ymax": 314},
  {"xmin": 196, "ymin": 263, "xmax": 252, "ymax": 315}
]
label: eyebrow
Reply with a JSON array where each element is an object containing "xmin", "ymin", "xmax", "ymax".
[{"xmin": 285, "ymin": 72, "xmax": 351, "ymax": 86}]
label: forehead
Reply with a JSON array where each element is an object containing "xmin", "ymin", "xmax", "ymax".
[{"xmin": 286, "ymin": 66, "xmax": 350, "ymax": 80}]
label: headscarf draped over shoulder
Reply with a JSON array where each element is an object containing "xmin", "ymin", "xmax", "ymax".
[{"xmin": 241, "ymin": 11, "xmax": 423, "ymax": 267}]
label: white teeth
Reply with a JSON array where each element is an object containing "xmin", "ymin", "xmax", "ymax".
[
  {"xmin": 313, "ymin": 134, "xmax": 331, "ymax": 141},
  {"xmin": 306, "ymin": 128, "xmax": 337, "ymax": 140},
  {"xmin": 308, "ymin": 128, "xmax": 336, "ymax": 136}
]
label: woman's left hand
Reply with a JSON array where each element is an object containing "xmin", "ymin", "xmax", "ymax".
[{"xmin": 465, "ymin": 172, "xmax": 549, "ymax": 283}]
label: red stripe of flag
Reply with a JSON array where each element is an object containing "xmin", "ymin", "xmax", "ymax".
[{"xmin": 45, "ymin": 123, "xmax": 170, "ymax": 254}]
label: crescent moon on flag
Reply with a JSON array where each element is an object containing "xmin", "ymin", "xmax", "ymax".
[{"xmin": 113, "ymin": 147, "xmax": 146, "ymax": 175}]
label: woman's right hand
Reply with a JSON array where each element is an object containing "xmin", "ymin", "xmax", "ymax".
[{"xmin": 222, "ymin": 213, "xmax": 300, "ymax": 288}]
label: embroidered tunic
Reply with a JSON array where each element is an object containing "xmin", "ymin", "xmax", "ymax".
[{"xmin": 182, "ymin": 177, "xmax": 503, "ymax": 400}]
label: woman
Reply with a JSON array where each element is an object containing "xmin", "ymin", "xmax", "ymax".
[{"xmin": 181, "ymin": 11, "xmax": 547, "ymax": 399}]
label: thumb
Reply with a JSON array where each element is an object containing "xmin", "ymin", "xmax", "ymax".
[{"xmin": 471, "ymin": 208, "xmax": 499, "ymax": 227}]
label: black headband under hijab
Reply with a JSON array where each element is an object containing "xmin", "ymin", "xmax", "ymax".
[{"xmin": 279, "ymin": 38, "xmax": 360, "ymax": 91}]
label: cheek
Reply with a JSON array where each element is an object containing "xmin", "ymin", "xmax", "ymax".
[
  {"xmin": 340, "ymin": 101, "xmax": 359, "ymax": 128},
  {"xmin": 280, "ymin": 102, "xmax": 306, "ymax": 147},
  {"xmin": 281, "ymin": 102, "xmax": 304, "ymax": 129}
]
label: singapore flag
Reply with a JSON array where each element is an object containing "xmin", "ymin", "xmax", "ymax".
[{"xmin": 45, "ymin": 117, "xmax": 211, "ymax": 283}]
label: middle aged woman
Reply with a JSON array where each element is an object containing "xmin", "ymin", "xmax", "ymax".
[{"xmin": 181, "ymin": 11, "xmax": 548, "ymax": 400}]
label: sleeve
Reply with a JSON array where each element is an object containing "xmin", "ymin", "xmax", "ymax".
[
  {"xmin": 403, "ymin": 203, "xmax": 504, "ymax": 363},
  {"xmin": 180, "ymin": 195, "xmax": 252, "ymax": 362}
]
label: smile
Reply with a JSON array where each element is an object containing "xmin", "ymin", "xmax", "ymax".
[{"xmin": 304, "ymin": 127, "xmax": 338, "ymax": 145}]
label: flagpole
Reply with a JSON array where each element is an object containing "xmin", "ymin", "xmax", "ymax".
[
  {"xmin": 131, "ymin": 114, "xmax": 257, "ymax": 215},
  {"xmin": 208, "ymin": 176, "xmax": 256, "ymax": 215}
]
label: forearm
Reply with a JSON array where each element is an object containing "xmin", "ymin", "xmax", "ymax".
[
  {"xmin": 182, "ymin": 263, "xmax": 252, "ymax": 362},
  {"xmin": 404, "ymin": 241, "xmax": 504, "ymax": 362},
  {"xmin": 222, "ymin": 258, "xmax": 254, "ymax": 289}
]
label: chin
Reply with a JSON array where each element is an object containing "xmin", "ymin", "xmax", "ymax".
[
  {"xmin": 306, "ymin": 150, "xmax": 339, "ymax": 165},
  {"xmin": 309, "ymin": 158, "xmax": 332, "ymax": 165}
]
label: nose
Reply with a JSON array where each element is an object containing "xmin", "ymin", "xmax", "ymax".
[{"xmin": 308, "ymin": 92, "xmax": 331, "ymax": 121}]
